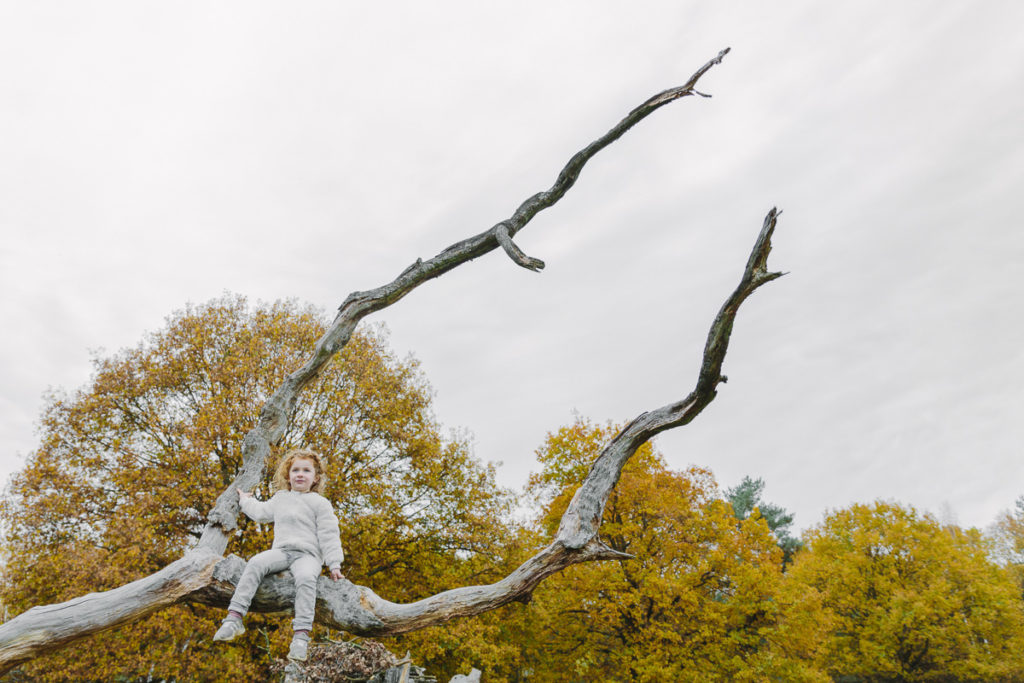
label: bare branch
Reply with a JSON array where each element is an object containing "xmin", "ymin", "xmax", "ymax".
[
  {"xmin": 555, "ymin": 207, "xmax": 784, "ymax": 549},
  {"xmin": 0, "ymin": 48, "xmax": 761, "ymax": 672},
  {"xmin": 189, "ymin": 536, "xmax": 634, "ymax": 636},
  {"xmin": 0, "ymin": 551, "xmax": 222, "ymax": 673},
  {"xmin": 200, "ymin": 46, "xmax": 732, "ymax": 550},
  {"xmin": 495, "ymin": 222, "xmax": 545, "ymax": 271},
  {"xmin": 183, "ymin": 207, "xmax": 783, "ymax": 636}
]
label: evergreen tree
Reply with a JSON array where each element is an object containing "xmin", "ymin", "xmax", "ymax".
[{"xmin": 725, "ymin": 476, "xmax": 802, "ymax": 564}]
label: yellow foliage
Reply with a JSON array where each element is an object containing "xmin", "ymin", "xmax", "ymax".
[
  {"xmin": 788, "ymin": 501, "xmax": 1024, "ymax": 682},
  {"xmin": 511, "ymin": 417, "xmax": 825, "ymax": 682},
  {"xmin": 991, "ymin": 496, "xmax": 1024, "ymax": 595},
  {"xmin": 7, "ymin": 297, "xmax": 1022, "ymax": 682},
  {"xmin": 1, "ymin": 295, "xmax": 516, "ymax": 680}
]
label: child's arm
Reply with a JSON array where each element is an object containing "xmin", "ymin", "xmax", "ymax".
[
  {"xmin": 237, "ymin": 488, "xmax": 275, "ymax": 523},
  {"xmin": 314, "ymin": 498, "xmax": 345, "ymax": 578}
]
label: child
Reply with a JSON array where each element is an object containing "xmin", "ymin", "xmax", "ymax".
[{"xmin": 213, "ymin": 448, "xmax": 345, "ymax": 662}]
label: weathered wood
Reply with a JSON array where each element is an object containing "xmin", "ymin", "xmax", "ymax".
[
  {"xmin": 380, "ymin": 661, "xmax": 411, "ymax": 683},
  {"xmin": 0, "ymin": 47, "xmax": 782, "ymax": 674},
  {"xmin": 181, "ymin": 209, "xmax": 782, "ymax": 638},
  {"xmin": 0, "ymin": 550, "xmax": 222, "ymax": 672},
  {"xmin": 200, "ymin": 45, "xmax": 732, "ymax": 550}
]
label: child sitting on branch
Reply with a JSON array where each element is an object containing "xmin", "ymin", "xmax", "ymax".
[{"xmin": 213, "ymin": 448, "xmax": 345, "ymax": 662}]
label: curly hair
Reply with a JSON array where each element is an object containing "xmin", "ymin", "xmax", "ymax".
[{"xmin": 272, "ymin": 448, "xmax": 328, "ymax": 494}]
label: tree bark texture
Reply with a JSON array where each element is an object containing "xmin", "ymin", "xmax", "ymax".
[{"xmin": 0, "ymin": 47, "xmax": 785, "ymax": 673}]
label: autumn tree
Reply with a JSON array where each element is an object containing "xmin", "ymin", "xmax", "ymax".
[
  {"xmin": 787, "ymin": 501, "xmax": 1024, "ymax": 682},
  {"xmin": 0, "ymin": 48, "xmax": 792, "ymax": 679},
  {"xmin": 0, "ymin": 296, "xmax": 515, "ymax": 681},
  {"xmin": 990, "ymin": 496, "xmax": 1024, "ymax": 595},
  {"xmin": 504, "ymin": 418, "xmax": 824, "ymax": 682}
]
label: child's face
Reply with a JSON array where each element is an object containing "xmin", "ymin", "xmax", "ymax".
[{"xmin": 288, "ymin": 458, "xmax": 318, "ymax": 493}]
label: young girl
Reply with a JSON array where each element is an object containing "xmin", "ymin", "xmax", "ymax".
[{"xmin": 213, "ymin": 448, "xmax": 345, "ymax": 662}]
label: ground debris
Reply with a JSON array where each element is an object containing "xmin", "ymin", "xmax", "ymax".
[{"xmin": 270, "ymin": 638, "xmax": 439, "ymax": 682}]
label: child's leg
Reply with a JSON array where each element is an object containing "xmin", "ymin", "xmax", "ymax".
[
  {"xmin": 288, "ymin": 553, "xmax": 322, "ymax": 633},
  {"xmin": 228, "ymin": 548, "xmax": 291, "ymax": 618}
]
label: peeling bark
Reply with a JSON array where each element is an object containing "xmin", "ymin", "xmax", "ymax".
[{"xmin": 0, "ymin": 47, "xmax": 785, "ymax": 673}]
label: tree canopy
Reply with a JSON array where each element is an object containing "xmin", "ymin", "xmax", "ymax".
[
  {"xmin": 1, "ymin": 296, "xmax": 515, "ymax": 681},
  {"xmin": 725, "ymin": 475, "xmax": 802, "ymax": 563},
  {"xmin": 6, "ymin": 325, "xmax": 1024, "ymax": 682},
  {"xmin": 787, "ymin": 501, "xmax": 1024, "ymax": 682},
  {"xmin": 507, "ymin": 418, "xmax": 822, "ymax": 682},
  {"xmin": 991, "ymin": 496, "xmax": 1024, "ymax": 595}
]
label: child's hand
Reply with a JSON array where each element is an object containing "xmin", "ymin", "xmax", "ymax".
[
  {"xmin": 330, "ymin": 568, "xmax": 344, "ymax": 581},
  {"xmin": 237, "ymin": 488, "xmax": 253, "ymax": 500}
]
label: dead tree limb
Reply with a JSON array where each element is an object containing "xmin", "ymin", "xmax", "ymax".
[
  {"xmin": 187, "ymin": 208, "xmax": 783, "ymax": 636},
  {"xmin": 0, "ymin": 551, "xmax": 223, "ymax": 669},
  {"xmin": 0, "ymin": 47, "xmax": 779, "ymax": 672}
]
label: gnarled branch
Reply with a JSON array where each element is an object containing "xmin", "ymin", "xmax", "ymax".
[
  {"xmin": 0, "ymin": 47, "xmax": 778, "ymax": 673},
  {"xmin": 0, "ymin": 551, "xmax": 223, "ymax": 672},
  {"xmin": 495, "ymin": 222, "xmax": 545, "ymax": 271},
  {"xmin": 186, "ymin": 207, "xmax": 783, "ymax": 636},
  {"xmin": 197, "ymin": 46, "xmax": 731, "ymax": 548}
]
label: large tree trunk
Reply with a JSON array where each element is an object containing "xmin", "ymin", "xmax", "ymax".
[{"xmin": 0, "ymin": 47, "xmax": 784, "ymax": 674}]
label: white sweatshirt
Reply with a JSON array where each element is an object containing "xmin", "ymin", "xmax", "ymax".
[{"xmin": 240, "ymin": 490, "xmax": 345, "ymax": 570}]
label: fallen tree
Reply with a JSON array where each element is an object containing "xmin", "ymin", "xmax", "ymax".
[{"xmin": 0, "ymin": 46, "xmax": 785, "ymax": 673}]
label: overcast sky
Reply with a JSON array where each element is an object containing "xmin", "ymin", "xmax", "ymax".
[{"xmin": 2, "ymin": 1, "xmax": 1022, "ymax": 534}]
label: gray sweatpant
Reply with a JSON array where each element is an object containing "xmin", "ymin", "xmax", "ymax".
[{"xmin": 228, "ymin": 548, "xmax": 321, "ymax": 631}]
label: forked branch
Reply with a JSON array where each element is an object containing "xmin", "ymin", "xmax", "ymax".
[
  {"xmin": 189, "ymin": 207, "xmax": 784, "ymax": 635},
  {"xmin": 0, "ymin": 47, "xmax": 781, "ymax": 673},
  {"xmin": 203, "ymin": 46, "xmax": 733, "ymax": 549}
]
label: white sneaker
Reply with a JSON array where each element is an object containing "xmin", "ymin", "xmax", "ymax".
[
  {"xmin": 213, "ymin": 618, "xmax": 245, "ymax": 642},
  {"xmin": 287, "ymin": 636, "xmax": 309, "ymax": 662}
]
